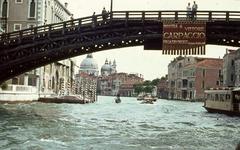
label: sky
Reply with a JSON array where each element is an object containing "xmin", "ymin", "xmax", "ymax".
[{"xmin": 59, "ymin": 0, "xmax": 240, "ymax": 80}]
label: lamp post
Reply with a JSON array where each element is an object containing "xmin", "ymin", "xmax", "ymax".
[
  {"xmin": 2, "ymin": 0, "xmax": 8, "ymax": 33},
  {"xmin": 110, "ymin": 0, "xmax": 113, "ymax": 12}
]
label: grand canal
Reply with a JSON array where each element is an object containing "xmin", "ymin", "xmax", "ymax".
[{"xmin": 0, "ymin": 96, "xmax": 239, "ymax": 150}]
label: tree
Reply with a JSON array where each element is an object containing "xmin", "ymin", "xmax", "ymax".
[
  {"xmin": 143, "ymin": 80, "xmax": 151, "ymax": 86},
  {"xmin": 151, "ymin": 78, "xmax": 160, "ymax": 86},
  {"xmin": 144, "ymin": 85, "xmax": 154, "ymax": 93},
  {"xmin": 133, "ymin": 84, "xmax": 144, "ymax": 94}
]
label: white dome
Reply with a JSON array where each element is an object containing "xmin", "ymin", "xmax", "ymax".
[
  {"xmin": 101, "ymin": 64, "xmax": 111, "ymax": 72},
  {"xmin": 101, "ymin": 59, "xmax": 112, "ymax": 72},
  {"xmin": 80, "ymin": 54, "xmax": 98, "ymax": 75}
]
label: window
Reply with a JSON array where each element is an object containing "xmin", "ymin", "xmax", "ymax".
[
  {"xmin": 202, "ymin": 81, "xmax": 205, "ymax": 89},
  {"xmin": 202, "ymin": 69, "xmax": 205, "ymax": 77},
  {"xmin": 232, "ymin": 60, "xmax": 234, "ymax": 66},
  {"xmin": 2, "ymin": 0, "xmax": 8, "ymax": 18},
  {"xmin": 15, "ymin": 0, "xmax": 23, "ymax": 3},
  {"xmin": 14, "ymin": 24, "xmax": 22, "ymax": 31},
  {"xmin": 231, "ymin": 74, "xmax": 234, "ymax": 82},
  {"xmin": 29, "ymin": 0, "xmax": 36, "ymax": 18},
  {"xmin": 178, "ymin": 63, "xmax": 182, "ymax": 68},
  {"xmin": 219, "ymin": 70, "xmax": 222, "ymax": 77}
]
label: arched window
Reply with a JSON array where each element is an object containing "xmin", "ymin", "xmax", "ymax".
[
  {"xmin": 29, "ymin": 0, "xmax": 36, "ymax": 18},
  {"xmin": 2, "ymin": 0, "xmax": 8, "ymax": 18}
]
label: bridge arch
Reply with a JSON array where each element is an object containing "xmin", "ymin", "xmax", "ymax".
[{"xmin": 0, "ymin": 11, "xmax": 240, "ymax": 83}]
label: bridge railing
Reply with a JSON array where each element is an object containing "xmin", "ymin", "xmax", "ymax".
[
  {"xmin": 112, "ymin": 10, "xmax": 240, "ymax": 21},
  {"xmin": 1, "ymin": 10, "xmax": 240, "ymax": 42}
]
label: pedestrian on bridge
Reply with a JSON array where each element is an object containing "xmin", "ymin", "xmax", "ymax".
[
  {"xmin": 102, "ymin": 7, "xmax": 107, "ymax": 23},
  {"xmin": 186, "ymin": 2, "xmax": 192, "ymax": 20},
  {"xmin": 192, "ymin": 1, "xmax": 198, "ymax": 20}
]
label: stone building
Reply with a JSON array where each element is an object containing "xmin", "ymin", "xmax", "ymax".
[
  {"xmin": 168, "ymin": 56, "xmax": 223, "ymax": 101},
  {"xmin": 223, "ymin": 48, "xmax": 240, "ymax": 87},
  {"xmin": 168, "ymin": 56, "xmax": 199, "ymax": 100},
  {"xmin": 0, "ymin": 0, "xmax": 75, "ymax": 100}
]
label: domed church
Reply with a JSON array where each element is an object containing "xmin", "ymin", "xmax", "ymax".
[
  {"xmin": 101, "ymin": 59, "xmax": 117, "ymax": 76},
  {"xmin": 79, "ymin": 53, "xmax": 99, "ymax": 76}
]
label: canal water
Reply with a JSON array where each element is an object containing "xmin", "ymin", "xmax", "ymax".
[{"xmin": 0, "ymin": 96, "xmax": 239, "ymax": 150}]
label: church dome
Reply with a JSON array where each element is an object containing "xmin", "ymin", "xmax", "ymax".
[
  {"xmin": 80, "ymin": 54, "xmax": 98, "ymax": 75},
  {"xmin": 101, "ymin": 59, "xmax": 111, "ymax": 72}
]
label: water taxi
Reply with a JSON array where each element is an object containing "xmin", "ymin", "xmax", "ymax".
[{"xmin": 204, "ymin": 87, "xmax": 240, "ymax": 116}]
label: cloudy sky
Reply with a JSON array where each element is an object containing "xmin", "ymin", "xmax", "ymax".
[{"xmin": 60, "ymin": 0, "xmax": 240, "ymax": 80}]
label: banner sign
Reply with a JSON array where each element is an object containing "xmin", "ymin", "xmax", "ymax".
[{"xmin": 162, "ymin": 22, "xmax": 206, "ymax": 55}]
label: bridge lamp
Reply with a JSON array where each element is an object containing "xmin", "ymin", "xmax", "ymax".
[{"xmin": 110, "ymin": 0, "xmax": 113, "ymax": 12}]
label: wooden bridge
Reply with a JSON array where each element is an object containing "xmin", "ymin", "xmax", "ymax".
[{"xmin": 0, "ymin": 10, "xmax": 240, "ymax": 83}]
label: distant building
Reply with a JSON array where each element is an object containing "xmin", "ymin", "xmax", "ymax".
[
  {"xmin": 101, "ymin": 59, "xmax": 117, "ymax": 76},
  {"xmin": 75, "ymin": 72, "xmax": 97, "ymax": 102},
  {"xmin": 75, "ymin": 53, "xmax": 98, "ymax": 102},
  {"xmin": 168, "ymin": 56, "xmax": 223, "ymax": 101},
  {"xmin": 98, "ymin": 72, "xmax": 144, "ymax": 96},
  {"xmin": 80, "ymin": 54, "xmax": 99, "ymax": 76},
  {"xmin": 157, "ymin": 76, "xmax": 168, "ymax": 99},
  {"xmin": 118, "ymin": 73, "xmax": 144, "ymax": 97}
]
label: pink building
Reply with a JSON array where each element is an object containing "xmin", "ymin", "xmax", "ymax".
[{"xmin": 183, "ymin": 58, "xmax": 223, "ymax": 101}]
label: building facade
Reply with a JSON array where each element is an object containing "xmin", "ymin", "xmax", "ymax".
[
  {"xmin": 168, "ymin": 56, "xmax": 199, "ymax": 100},
  {"xmin": 0, "ymin": 0, "xmax": 74, "ymax": 100},
  {"xmin": 223, "ymin": 48, "xmax": 240, "ymax": 87},
  {"xmin": 168, "ymin": 56, "xmax": 223, "ymax": 101},
  {"xmin": 98, "ymin": 72, "xmax": 144, "ymax": 96}
]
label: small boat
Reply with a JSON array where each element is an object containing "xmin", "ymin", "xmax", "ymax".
[
  {"xmin": 204, "ymin": 87, "xmax": 240, "ymax": 116},
  {"xmin": 115, "ymin": 94, "xmax": 121, "ymax": 103},
  {"xmin": 137, "ymin": 93, "xmax": 145, "ymax": 101},
  {"xmin": 140, "ymin": 94, "xmax": 157, "ymax": 104},
  {"xmin": 141, "ymin": 100, "xmax": 154, "ymax": 104}
]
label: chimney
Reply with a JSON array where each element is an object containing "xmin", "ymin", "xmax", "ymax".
[{"xmin": 64, "ymin": 2, "xmax": 68, "ymax": 8}]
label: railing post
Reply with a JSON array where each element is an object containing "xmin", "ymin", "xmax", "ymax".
[
  {"xmin": 175, "ymin": 11, "xmax": 178, "ymax": 21},
  {"xmin": 48, "ymin": 25, "xmax": 52, "ymax": 37},
  {"xmin": 125, "ymin": 11, "xmax": 129, "ymax": 27},
  {"xmin": 208, "ymin": 11, "xmax": 212, "ymax": 21},
  {"xmin": 158, "ymin": 11, "xmax": 162, "ymax": 20},
  {"xmin": 19, "ymin": 31, "xmax": 22, "ymax": 43},
  {"xmin": 226, "ymin": 11, "xmax": 229, "ymax": 22},
  {"xmin": 78, "ymin": 19, "xmax": 82, "ymax": 26},
  {"xmin": 142, "ymin": 11, "xmax": 145, "ymax": 21},
  {"xmin": 33, "ymin": 27, "xmax": 37, "ymax": 40},
  {"xmin": 78, "ymin": 19, "xmax": 82, "ymax": 31},
  {"xmin": 62, "ymin": 22, "xmax": 66, "ymax": 35}
]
